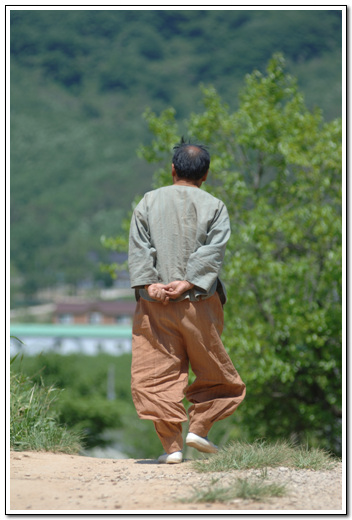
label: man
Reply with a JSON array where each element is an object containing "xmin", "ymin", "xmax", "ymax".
[{"xmin": 128, "ymin": 139, "xmax": 246, "ymax": 464}]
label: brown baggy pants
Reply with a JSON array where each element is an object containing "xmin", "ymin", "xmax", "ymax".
[{"xmin": 131, "ymin": 293, "xmax": 246, "ymax": 453}]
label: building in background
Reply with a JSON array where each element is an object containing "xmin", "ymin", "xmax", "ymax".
[{"xmin": 54, "ymin": 300, "xmax": 136, "ymax": 325}]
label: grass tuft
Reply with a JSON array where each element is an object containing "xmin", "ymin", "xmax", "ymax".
[
  {"xmin": 234, "ymin": 478, "xmax": 287, "ymax": 501},
  {"xmin": 192, "ymin": 439, "xmax": 337, "ymax": 473},
  {"xmin": 292, "ymin": 446, "xmax": 337, "ymax": 470},
  {"xmin": 10, "ymin": 371, "xmax": 82, "ymax": 453},
  {"xmin": 182, "ymin": 438, "xmax": 337, "ymax": 505},
  {"xmin": 182, "ymin": 475, "xmax": 287, "ymax": 504}
]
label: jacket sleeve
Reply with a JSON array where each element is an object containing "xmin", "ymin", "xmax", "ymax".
[
  {"xmin": 128, "ymin": 199, "xmax": 159, "ymax": 288},
  {"xmin": 185, "ymin": 203, "xmax": 231, "ymax": 292}
]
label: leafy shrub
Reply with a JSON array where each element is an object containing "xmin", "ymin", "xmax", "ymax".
[{"xmin": 55, "ymin": 392, "xmax": 127, "ymax": 448}]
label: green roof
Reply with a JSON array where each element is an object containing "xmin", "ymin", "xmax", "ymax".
[{"xmin": 10, "ymin": 323, "xmax": 132, "ymax": 339}]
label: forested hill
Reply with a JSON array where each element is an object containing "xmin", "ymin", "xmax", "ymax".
[{"xmin": 10, "ymin": 9, "xmax": 342, "ymax": 299}]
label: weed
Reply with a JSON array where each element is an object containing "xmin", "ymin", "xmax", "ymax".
[
  {"xmin": 182, "ymin": 475, "xmax": 287, "ymax": 504},
  {"xmin": 234, "ymin": 478, "xmax": 286, "ymax": 500},
  {"xmin": 10, "ymin": 371, "xmax": 82, "ymax": 453},
  {"xmin": 193, "ymin": 439, "xmax": 337, "ymax": 473}
]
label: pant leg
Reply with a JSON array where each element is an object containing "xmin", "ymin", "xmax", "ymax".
[
  {"xmin": 154, "ymin": 421, "xmax": 183, "ymax": 453},
  {"xmin": 131, "ymin": 298, "xmax": 189, "ymax": 452},
  {"xmin": 182, "ymin": 293, "xmax": 246, "ymax": 437}
]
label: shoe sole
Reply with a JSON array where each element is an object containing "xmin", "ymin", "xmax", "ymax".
[{"xmin": 186, "ymin": 438, "xmax": 218, "ymax": 454}]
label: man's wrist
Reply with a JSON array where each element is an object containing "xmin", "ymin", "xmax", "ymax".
[{"xmin": 184, "ymin": 281, "xmax": 194, "ymax": 290}]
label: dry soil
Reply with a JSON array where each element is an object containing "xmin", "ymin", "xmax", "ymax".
[{"xmin": 9, "ymin": 451, "xmax": 344, "ymax": 513}]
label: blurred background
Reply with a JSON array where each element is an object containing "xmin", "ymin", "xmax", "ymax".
[{"xmin": 10, "ymin": 8, "xmax": 343, "ymax": 460}]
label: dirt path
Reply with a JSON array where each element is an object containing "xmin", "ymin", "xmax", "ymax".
[{"xmin": 9, "ymin": 451, "xmax": 344, "ymax": 513}]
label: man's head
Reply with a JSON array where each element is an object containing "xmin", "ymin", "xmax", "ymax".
[{"xmin": 172, "ymin": 139, "xmax": 210, "ymax": 181}]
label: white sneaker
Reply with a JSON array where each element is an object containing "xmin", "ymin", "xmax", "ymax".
[
  {"xmin": 157, "ymin": 451, "xmax": 183, "ymax": 464},
  {"xmin": 186, "ymin": 433, "xmax": 218, "ymax": 453}
]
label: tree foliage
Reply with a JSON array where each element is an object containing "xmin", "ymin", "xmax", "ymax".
[{"xmin": 131, "ymin": 55, "xmax": 342, "ymax": 453}]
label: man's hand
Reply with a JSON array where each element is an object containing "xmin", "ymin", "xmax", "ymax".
[
  {"xmin": 164, "ymin": 280, "xmax": 194, "ymax": 300},
  {"xmin": 145, "ymin": 283, "xmax": 170, "ymax": 305},
  {"xmin": 145, "ymin": 280, "xmax": 194, "ymax": 303}
]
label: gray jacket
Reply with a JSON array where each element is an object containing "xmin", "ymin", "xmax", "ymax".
[{"xmin": 128, "ymin": 185, "xmax": 230, "ymax": 304}]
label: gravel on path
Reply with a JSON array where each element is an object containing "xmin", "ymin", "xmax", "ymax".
[{"xmin": 9, "ymin": 451, "xmax": 344, "ymax": 513}]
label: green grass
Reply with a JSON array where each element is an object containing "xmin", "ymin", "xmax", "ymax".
[
  {"xmin": 181, "ymin": 474, "xmax": 287, "ymax": 504},
  {"xmin": 10, "ymin": 362, "xmax": 82, "ymax": 453},
  {"xmin": 192, "ymin": 439, "xmax": 338, "ymax": 473},
  {"xmin": 233, "ymin": 477, "xmax": 286, "ymax": 500},
  {"xmin": 291, "ymin": 445, "xmax": 338, "ymax": 470},
  {"xmin": 182, "ymin": 440, "xmax": 338, "ymax": 505}
]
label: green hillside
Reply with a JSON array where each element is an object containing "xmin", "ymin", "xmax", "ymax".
[{"xmin": 10, "ymin": 9, "xmax": 342, "ymax": 299}]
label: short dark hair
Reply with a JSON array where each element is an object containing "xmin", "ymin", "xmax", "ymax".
[{"xmin": 172, "ymin": 138, "xmax": 210, "ymax": 180}]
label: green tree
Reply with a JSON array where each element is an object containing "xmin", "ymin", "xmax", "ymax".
[{"xmin": 112, "ymin": 54, "xmax": 342, "ymax": 453}]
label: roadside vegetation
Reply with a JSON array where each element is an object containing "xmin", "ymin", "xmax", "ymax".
[
  {"xmin": 192, "ymin": 439, "xmax": 338, "ymax": 472},
  {"xmin": 10, "ymin": 351, "xmax": 162, "ymax": 457},
  {"xmin": 10, "ymin": 351, "xmax": 341, "ymax": 467},
  {"xmin": 10, "ymin": 355, "xmax": 82, "ymax": 453},
  {"xmin": 182, "ymin": 473, "xmax": 287, "ymax": 503},
  {"xmin": 182, "ymin": 440, "xmax": 338, "ymax": 504}
]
